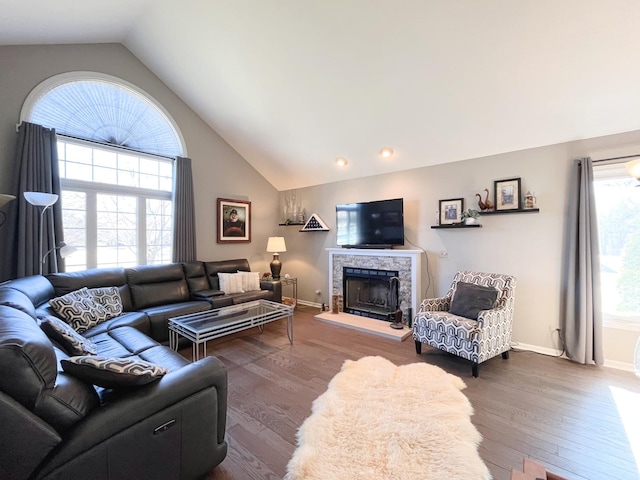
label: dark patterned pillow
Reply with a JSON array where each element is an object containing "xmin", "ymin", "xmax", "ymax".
[
  {"xmin": 40, "ymin": 315, "xmax": 98, "ymax": 356},
  {"xmin": 88, "ymin": 286, "xmax": 123, "ymax": 319},
  {"xmin": 449, "ymin": 282, "xmax": 499, "ymax": 320},
  {"xmin": 61, "ymin": 356, "xmax": 169, "ymax": 389},
  {"xmin": 49, "ymin": 287, "xmax": 110, "ymax": 333}
]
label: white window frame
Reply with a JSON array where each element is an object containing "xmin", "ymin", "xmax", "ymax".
[
  {"xmin": 593, "ymin": 161, "xmax": 640, "ymax": 331},
  {"xmin": 58, "ymin": 136, "xmax": 174, "ymax": 269}
]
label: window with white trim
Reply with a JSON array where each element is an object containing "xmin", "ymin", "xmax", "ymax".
[
  {"xmin": 58, "ymin": 137, "xmax": 174, "ymax": 271},
  {"xmin": 23, "ymin": 73, "xmax": 184, "ymax": 271},
  {"xmin": 593, "ymin": 162, "xmax": 640, "ymax": 330}
]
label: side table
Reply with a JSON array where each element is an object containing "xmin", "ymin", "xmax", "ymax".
[{"xmin": 281, "ymin": 276, "xmax": 298, "ymax": 308}]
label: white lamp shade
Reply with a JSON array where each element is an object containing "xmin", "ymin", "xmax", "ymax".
[
  {"xmin": 24, "ymin": 191, "xmax": 59, "ymax": 207},
  {"xmin": 59, "ymin": 244, "xmax": 78, "ymax": 258},
  {"xmin": 0, "ymin": 194, "xmax": 16, "ymax": 208},
  {"xmin": 267, "ymin": 236, "xmax": 287, "ymax": 253}
]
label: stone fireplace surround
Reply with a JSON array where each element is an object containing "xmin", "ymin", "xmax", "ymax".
[{"xmin": 317, "ymin": 248, "xmax": 422, "ymax": 341}]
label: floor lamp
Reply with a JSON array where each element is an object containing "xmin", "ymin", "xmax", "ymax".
[{"xmin": 24, "ymin": 191, "xmax": 59, "ymax": 275}]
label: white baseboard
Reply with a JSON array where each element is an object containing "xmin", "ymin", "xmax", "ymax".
[
  {"xmin": 512, "ymin": 342, "xmax": 634, "ymax": 372},
  {"xmin": 297, "ymin": 299, "xmax": 321, "ymax": 308}
]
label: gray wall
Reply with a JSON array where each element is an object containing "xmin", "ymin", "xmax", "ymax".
[
  {"xmin": 278, "ymin": 131, "xmax": 640, "ymax": 368},
  {"xmin": 0, "ymin": 44, "xmax": 280, "ymax": 278}
]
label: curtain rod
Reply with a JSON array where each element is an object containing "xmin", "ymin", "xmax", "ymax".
[{"xmin": 593, "ymin": 154, "xmax": 640, "ymax": 164}]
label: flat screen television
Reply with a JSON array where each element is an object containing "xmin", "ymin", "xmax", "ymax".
[{"xmin": 336, "ymin": 198, "xmax": 404, "ymax": 248}]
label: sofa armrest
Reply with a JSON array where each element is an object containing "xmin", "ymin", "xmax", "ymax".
[
  {"xmin": 477, "ymin": 307, "xmax": 512, "ymax": 330},
  {"xmin": 37, "ymin": 356, "xmax": 227, "ymax": 475},
  {"xmin": 260, "ymin": 280, "xmax": 282, "ymax": 303},
  {"xmin": 419, "ymin": 295, "xmax": 451, "ymax": 312}
]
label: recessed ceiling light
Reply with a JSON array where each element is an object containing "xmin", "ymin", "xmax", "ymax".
[
  {"xmin": 336, "ymin": 157, "xmax": 348, "ymax": 167},
  {"xmin": 380, "ymin": 147, "xmax": 394, "ymax": 158}
]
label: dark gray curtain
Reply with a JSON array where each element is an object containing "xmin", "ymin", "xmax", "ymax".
[
  {"xmin": 10, "ymin": 122, "xmax": 64, "ymax": 278},
  {"xmin": 562, "ymin": 157, "xmax": 603, "ymax": 365},
  {"xmin": 172, "ymin": 156, "xmax": 197, "ymax": 262}
]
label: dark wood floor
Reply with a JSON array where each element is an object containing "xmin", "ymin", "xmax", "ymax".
[{"xmin": 194, "ymin": 305, "xmax": 640, "ymax": 480}]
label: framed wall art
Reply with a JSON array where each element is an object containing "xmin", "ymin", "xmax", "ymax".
[
  {"xmin": 217, "ymin": 198, "xmax": 251, "ymax": 243},
  {"xmin": 494, "ymin": 178, "xmax": 521, "ymax": 211},
  {"xmin": 439, "ymin": 198, "xmax": 464, "ymax": 225}
]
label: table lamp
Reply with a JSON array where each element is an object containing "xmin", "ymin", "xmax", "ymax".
[{"xmin": 267, "ymin": 236, "xmax": 287, "ymax": 280}]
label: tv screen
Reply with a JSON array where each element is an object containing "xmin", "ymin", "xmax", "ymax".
[{"xmin": 336, "ymin": 198, "xmax": 404, "ymax": 247}]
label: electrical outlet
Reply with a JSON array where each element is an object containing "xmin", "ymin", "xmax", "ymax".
[{"xmin": 439, "ymin": 251, "xmax": 448, "ymax": 258}]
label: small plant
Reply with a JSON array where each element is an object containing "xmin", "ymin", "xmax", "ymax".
[{"xmin": 461, "ymin": 208, "xmax": 480, "ymax": 220}]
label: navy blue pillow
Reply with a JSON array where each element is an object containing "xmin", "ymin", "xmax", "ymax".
[{"xmin": 449, "ymin": 282, "xmax": 499, "ymax": 319}]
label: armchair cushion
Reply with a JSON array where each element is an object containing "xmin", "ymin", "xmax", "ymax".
[
  {"xmin": 61, "ymin": 356, "xmax": 168, "ymax": 389},
  {"xmin": 449, "ymin": 282, "xmax": 498, "ymax": 320}
]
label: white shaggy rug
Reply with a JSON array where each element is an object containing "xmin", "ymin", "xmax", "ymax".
[{"xmin": 284, "ymin": 356, "xmax": 491, "ymax": 480}]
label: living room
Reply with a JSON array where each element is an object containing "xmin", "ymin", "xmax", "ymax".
[{"xmin": 1, "ymin": 2, "xmax": 640, "ymax": 479}]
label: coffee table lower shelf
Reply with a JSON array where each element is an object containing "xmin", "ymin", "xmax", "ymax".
[{"xmin": 168, "ymin": 300, "xmax": 293, "ymax": 361}]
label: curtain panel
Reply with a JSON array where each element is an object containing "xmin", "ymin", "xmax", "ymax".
[
  {"xmin": 562, "ymin": 157, "xmax": 604, "ymax": 365},
  {"xmin": 172, "ymin": 156, "xmax": 197, "ymax": 262}
]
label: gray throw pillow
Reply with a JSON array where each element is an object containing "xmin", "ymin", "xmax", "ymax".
[
  {"xmin": 61, "ymin": 356, "xmax": 169, "ymax": 389},
  {"xmin": 449, "ymin": 282, "xmax": 499, "ymax": 320}
]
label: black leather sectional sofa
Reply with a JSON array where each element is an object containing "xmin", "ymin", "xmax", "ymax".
[{"xmin": 0, "ymin": 258, "xmax": 281, "ymax": 480}]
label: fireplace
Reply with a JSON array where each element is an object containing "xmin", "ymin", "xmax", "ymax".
[{"xmin": 343, "ymin": 267, "xmax": 399, "ymax": 321}]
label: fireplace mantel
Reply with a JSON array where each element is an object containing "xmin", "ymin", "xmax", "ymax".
[{"xmin": 327, "ymin": 248, "xmax": 422, "ymax": 319}]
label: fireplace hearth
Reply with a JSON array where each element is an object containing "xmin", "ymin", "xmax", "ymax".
[{"xmin": 343, "ymin": 267, "xmax": 399, "ymax": 320}]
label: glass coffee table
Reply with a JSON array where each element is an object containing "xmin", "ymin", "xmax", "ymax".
[{"xmin": 168, "ymin": 299, "xmax": 294, "ymax": 360}]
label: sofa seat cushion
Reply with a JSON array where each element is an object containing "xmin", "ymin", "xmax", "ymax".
[
  {"xmin": 209, "ymin": 296, "xmax": 234, "ymax": 309},
  {"xmin": 61, "ymin": 356, "xmax": 169, "ymax": 389},
  {"xmin": 414, "ymin": 311, "xmax": 479, "ymax": 341},
  {"xmin": 229, "ymin": 290, "xmax": 271, "ymax": 304},
  {"xmin": 89, "ymin": 327, "xmax": 161, "ymax": 358},
  {"xmin": 141, "ymin": 301, "xmax": 211, "ymax": 344},
  {"xmin": 82, "ymin": 311, "xmax": 150, "ymax": 338}
]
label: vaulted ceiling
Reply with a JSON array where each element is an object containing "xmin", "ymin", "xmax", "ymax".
[{"xmin": 2, "ymin": 1, "xmax": 640, "ymax": 190}]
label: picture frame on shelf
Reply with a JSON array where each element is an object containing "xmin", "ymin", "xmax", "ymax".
[
  {"xmin": 494, "ymin": 178, "xmax": 521, "ymax": 211},
  {"xmin": 439, "ymin": 198, "xmax": 464, "ymax": 225},
  {"xmin": 217, "ymin": 198, "xmax": 251, "ymax": 243}
]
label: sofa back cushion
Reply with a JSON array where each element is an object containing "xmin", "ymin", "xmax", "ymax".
[
  {"xmin": 0, "ymin": 306, "xmax": 98, "ymax": 433},
  {"xmin": 0, "ymin": 276, "xmax": 54, "ymax": 310},
  {"xmin": 204, "ymin": 259, "xmax": 251, "ymax": 290},
  {"xmin": 47, "ymin": 268, "xmax": 133, "ymax": 311},
  {"xmin": 126, "ymin": 264, "xmax": 190, "ymax": 310},
  {"xmin": 0, "ymin": 287, "xmax": 37, "ymax": 319},
  {"xmin": 182, "ymin": 261, "xmax": 211, "ymax": 293}
]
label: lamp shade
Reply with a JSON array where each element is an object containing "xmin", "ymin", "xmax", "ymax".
[
  {"xmin": 24, "ymin": 191, "xmax": 59, "ymax": 207},
  {"xmin": 267, "ymin": 236, "xmax": 287, "ymax": 253},
  {"xmin": 625, "ymin": 158, "xmax": 640, "ymax": 179},
  {"xmin": 0, "ymin": 194, "xmax": 16, "ymax": 208}
]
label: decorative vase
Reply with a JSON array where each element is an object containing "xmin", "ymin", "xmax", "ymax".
[{"xmin": 464, "ymin": 218, "xmax": 477, "ymax": 225}]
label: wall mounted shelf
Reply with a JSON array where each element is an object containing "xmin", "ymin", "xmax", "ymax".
[
  {"xmin": 431, "ymin": 224, "xmax": 482, "ymax": 229},
  {"xmin": 480, "ymin": 208, "xmax": 540, "ymax": 215},
  {"xmin": 278, "ymin": 222, "xmax": 305, "ymax": 226}
]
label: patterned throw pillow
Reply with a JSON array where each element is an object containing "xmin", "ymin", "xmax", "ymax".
[
  {"xmin": 217, "ymin": 272, "xmax": 244, "ymax": 294},
  {"xmin": 49, "ymin": 287, "xmax": 110, "ymax": 333},
  {"xmin": 61, "ymin": 356, "xmax": 169, "ymax": 389},
  {"xmin": 88, "ymin": 286, "xmax": 123, "ymax": 319},
  {"xmin": 237, "ymin": 270, "xmax": 261, "ymax": 292},
  {"xmin": 40, "ymin": 315, "xmax": 98, "ymax": 356}
]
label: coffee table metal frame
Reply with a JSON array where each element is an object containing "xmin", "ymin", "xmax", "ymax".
[{"xmin": 168, "ymin": 299, "xmax": 294, "ymax": 360}]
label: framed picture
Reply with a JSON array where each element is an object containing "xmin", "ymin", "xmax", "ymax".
[
  {"xmin": 494, "ymin": 178, "xmax": 522, "ymax": 211},
  {"xmin": 217, "ymin": 198, "xmax": 251, "ymax": 243},
  {"xmin": 439, "ymin": 198, "xmax": 464, "ymax": 225}
]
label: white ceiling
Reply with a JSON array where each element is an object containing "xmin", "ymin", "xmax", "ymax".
[{"xmin": 2, "ymin": 1, "xmax": 640, "ymax": 191}]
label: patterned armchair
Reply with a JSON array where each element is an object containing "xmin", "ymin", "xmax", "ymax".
[{"xmin": 413, "ymin": 271, "xmax": 516, "ymax": 377}]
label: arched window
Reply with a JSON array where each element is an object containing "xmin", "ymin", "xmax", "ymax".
[{"xmin": 22, "ymin": 72, "xmax": 186, "ymax": 270}]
